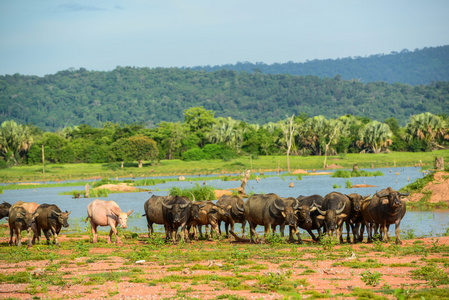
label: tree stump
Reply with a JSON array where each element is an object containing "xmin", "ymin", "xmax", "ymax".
[
  {"xmin": 240, "ymin": 169, "xmax": 251, "ymax": 191},
  {"xmin": 353, "ymin": 164, "xmax": 358, "ymax": 171},
  {"xmin": 85, "ymin": 183, "xmax": 90, "ymax": 198},
  {"xmin": 435, "ymin": 157, "xmax": 444, "ymax": 170}
]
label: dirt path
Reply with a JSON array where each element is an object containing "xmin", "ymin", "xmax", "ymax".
[{"xmin": 0, "ymin": 234, "xmax": 448, "ymax": 299}]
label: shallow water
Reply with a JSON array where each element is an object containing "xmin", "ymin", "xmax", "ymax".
[{"xmin": 1, "ymin": 167, "xmax": 448, "ymax": 238}]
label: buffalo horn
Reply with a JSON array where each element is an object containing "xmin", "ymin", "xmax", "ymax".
[
  {"xmin": 52, "ymin": 210, "xmax": 61, "ymax": 216},
  {"xmin": 127, "ymin": 209, "xmax": 134, "ymax": 216},
  {"xmin": 375, "ymin": 190, "xmax": 389, "ymax": 198},
  {"xmin": 180, "ymin": 203, "xmax": 190, "ymax": 209},
  {"xmin": 67, "ymin": 210, "xmax": 72, "ymax": 215},
  {"xmin": 336, "ymin": 202, "xmax": 346, "ymax": 215},
  {"xmin": 273, "ymin": 199, "xmax": 285, "ymax": 211},
  {"xmin": 311, "ymin": 201, "xmax": 322, "ymax": 209},
  {"xmin": 236, "ymin": 203, "xmax": 245, "ymax": 212},
  {"xmin": 399, "ymin": 190, "xmax": 410, "ymax": 197},
  {"xmin": 190, "ymin": 192, "xmax": 196, "ymax": 202},
  {"xmin": 316, "ymin": 206, "xmax": 326, "ymax": 215},
  {"xmin": 293, "ymin": 200, "xmax": 300, "ymax": 210},
  {"xmin": 162, "ymin": 201, "xmax": 173, "ymax": 210}
]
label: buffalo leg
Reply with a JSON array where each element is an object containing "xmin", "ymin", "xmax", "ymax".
[
  {"xmin": 9, "ymin": 227, "xmax": 14, "ymax": 246},
  {"xmin": 241, "ymin": 220, "xmax": 247, "ymax": 238},
  {"xmin": 395, "ymin": 221, "xmax": 402, "ymax": 244},
  {"xmin": 346, "ymin": 222, "xmax": 351, "ymax": 243},
  {"xmin": 307, "ymin": 229, "xmax": 317, "ymax": 242},
  {"xmin": 248, "ymin": 220, "xmax": 259, "ymax": 243},
  {"xmin": 32, "ymin": 224, "xmax": 41, "ymax": 245}
]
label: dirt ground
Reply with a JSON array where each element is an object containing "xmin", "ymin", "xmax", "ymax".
[
  {"xmin": 408, "ymin": 171, "xmax": 449, "ymax": 205},
  {"xmin": 0, "ymin": 234, "xmax": 448, "ymax": 300}
]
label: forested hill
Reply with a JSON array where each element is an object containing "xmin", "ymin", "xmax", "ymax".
[
  {"xmin": 191, "ymin": 45, "xmax": 449, "ymax": 85},
  {"xmin": 1, "ymin": 67, "xmax": 448, "ymax": 131}
]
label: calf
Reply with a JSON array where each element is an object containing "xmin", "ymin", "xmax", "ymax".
[
  {"xmin": 8, "ymin": 206, "xmax": 39, "ymax": 247},
  {"xmin": 216, "ymin": 195, "xmax": 246, "ymax": 238}
]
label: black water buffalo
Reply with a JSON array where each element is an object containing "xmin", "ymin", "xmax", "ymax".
[
  {"xmin": 278, "ymin": 197, "xmax": 301, "ymax": 242},
  {"xmin": 355, "ymin": 196, "xmax": 373, "ymax": 242},
  {"xmin": 8, "ymin": 206, "xmax": 39, "ymax": 247},
  {"xmin": 189, "ymin": 201, "xmax": 228, "ymax": 241},
  {"xmin": 216, "ymin": 195, "xmax": 246, "ymax": 238},
  {"xmin": 296, "ymin": 195, "xmax": 324, "ymax": 242},
  {"xmin": 244, "ymin": 193, "xmax": 287, "ymax": 243},
  {"xmin": 346, "ymin": 193, "xmax": 371, "ymax": 243},
  {"xmin": 143, "ymin": 195, "xmax": 170, "ymax": 237},
  {"xmin": 0, "ymin": 201, "xmax": 11, "ymax": 220},
  {"xmin": 317, "ymin": 192, "xmax": 351, "ymax": 243},
  {"xmin": 162, "ymin": 195, "xmax": 191, "ymax": 244},
  {"xmin": 32, "ymin": 204, "xmax": 71, "ymax": 246},
  {"xmin": 364, "ymin": 187, "xmax": 408, "ymax": 244}
]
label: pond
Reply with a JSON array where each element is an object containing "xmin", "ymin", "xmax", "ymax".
[{"xmin": 1, "ymin": 167, "xmax": 448, "ymax": 239}]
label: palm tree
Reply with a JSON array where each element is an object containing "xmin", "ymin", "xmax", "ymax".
[
  {"xmin": 207, "ymin": 117, "xmax": 245, "ymax": 153},
  {"xmin": 299, "ymin": 115, "xmax": 328, "ymax": 155},
  {"xmin": 403, "ymin": 112, "xmax": 448, "ymax": 148},
  {"xmin": 0, "ymin": 120, "xmax": 34, "ymax": 165},
  {"xmin": 358, "ymin": 121, "xmax": 393, "ymax": 153}
]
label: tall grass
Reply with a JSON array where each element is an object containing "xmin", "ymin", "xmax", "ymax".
[
  {"xmin": 331, "ymin": 170, "xmax": 384, "ymax": 178},
  {"xmin": 169, "ymin": 183, "xmax": 216, "ymax": 201}
]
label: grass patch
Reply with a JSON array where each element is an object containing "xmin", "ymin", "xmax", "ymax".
[{"xmin": 332, "ymin": 170, "xmax": 384, "ymax": 178}]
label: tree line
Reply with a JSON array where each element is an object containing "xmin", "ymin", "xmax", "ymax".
[
  {"xmin": 1, "ymin": 107, "xmax": 448, "ymax": 169},
  {"xmin": 1, "ymin": 66, "xmax": 449, "ymax": 132}
]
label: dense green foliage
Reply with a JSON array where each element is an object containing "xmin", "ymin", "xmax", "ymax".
[
  {"xmin": 1, "ymin": 64, "xmax": 449, "ymax": 132},
  {"xmin": 1, "ymin": 108, "xmax": 448, "ymax": 168},
  {"xmin": 193, "ymin": 45, "xmax": 449, "ymax": 85}
]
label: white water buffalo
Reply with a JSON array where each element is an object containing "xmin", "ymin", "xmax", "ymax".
[{"xmin": 86, "ymin": 199, "xmax": 134, "ymax": 244}]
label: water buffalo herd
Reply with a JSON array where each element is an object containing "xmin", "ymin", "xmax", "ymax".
[{"xmin": 0, "ymin": 186, "xmax": 409, "ymax": 246}]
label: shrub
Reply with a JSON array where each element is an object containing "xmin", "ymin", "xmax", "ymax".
[{"xmin": 181, "ymin": 148, "xmax": 206, "ymax": 161}]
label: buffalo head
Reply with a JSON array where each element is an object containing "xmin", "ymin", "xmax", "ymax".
[
  {"xmin": 53, "ymin": 210, "xmax": 72, "ymax": 228},
  {"xmin": 375, "ymin": 187, "xmax": 409, "ymax": 208}
]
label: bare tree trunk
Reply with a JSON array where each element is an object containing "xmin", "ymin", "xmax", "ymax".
[
  {"xmin": 121, "ymin": 161, "xmax": 124, "ymax": 169},
  {"xmin": 42, "ymin": 144, "xmax": 45, "ymax": 184},
  {"xmin": 240, "ymin": 169, "xmax": 251, "ymax": 191},
  {"xmin": 138, "ymin": 160, "xmax": 143, "ymax": 168},
  {"xmin": 85, "ymin": 183, "xmax": 89, "ymax": 198},
  {"xmin": 435, "ymin": 157, "xmax": 444, "ymax": 170}
]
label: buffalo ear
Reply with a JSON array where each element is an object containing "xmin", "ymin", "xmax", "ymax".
[
  {"xmin": 32, "ymin": 212, "xmax": 39, "ymax": 219},
  {"xmin": 127, "ymin": 209, "xmax": 134, "ymax": 216},
  {"xmin": 310, "ymin": 206, "xmax": 317, "ymax": 212},
  {"xmin": 281, "ymin": 212, "xmax": 286, "ymax": 218},
  {"xmin": 317, "ymin": 215, "xmax": 325, "ymax": 220},
  {"xmin": 338, "ymin": 213, "xmax": 348, "ymax": 219},
  {"xmin": 227, "ymin": 205, "xmax": 232, "ymax": 210}
]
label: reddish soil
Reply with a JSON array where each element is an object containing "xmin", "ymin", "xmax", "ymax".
[
  {"xmin": 408, "ymin": 171, "xmax": 449, "ymax": 205},
  {"xmin": 1, "ymin": 235, "xmax": 448, "ymax": 299}
]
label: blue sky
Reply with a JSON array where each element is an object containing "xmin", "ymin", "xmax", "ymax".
[{"xmin": 1, "ymin": 0, "xmax": 448, "ymax": 76}]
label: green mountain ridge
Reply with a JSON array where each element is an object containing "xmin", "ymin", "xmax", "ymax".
[
  {"xmin": 1, "ymin": 46, "xmax": 448, "ymax": 131},
  {"xmin": 191, "ymin": 45, "xmax": 449, "ymax": 85}
]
